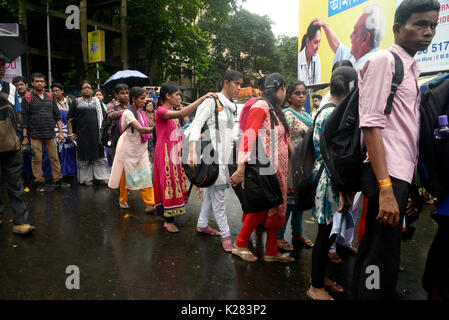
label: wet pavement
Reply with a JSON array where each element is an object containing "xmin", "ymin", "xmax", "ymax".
[{"xmin": 0, "ymin": 179, "xmax": 438, "ymax": 300}]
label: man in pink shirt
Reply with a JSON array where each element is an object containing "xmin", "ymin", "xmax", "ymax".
[{"xmin": 353, "ymin": 0, "xmax": 440, "ymax": 300}]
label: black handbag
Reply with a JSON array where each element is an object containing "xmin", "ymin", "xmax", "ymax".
[
  {"xmin": 182, "ymin": 98, "xmax": 220, "ymax": 188},
  {"xmin": 228, "ymin": 99, "xmax": 283, "ymax": 213}
]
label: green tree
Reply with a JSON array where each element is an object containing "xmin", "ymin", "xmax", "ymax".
[
  {"xmin": 276, "ymin": 35, "xmax": 298, "ymax": 85},
  {"xmin": 198, "ymin": 7, "xmax": 280, "ymax": 93},
  {"xmin": 127, "ymin": 0, "xmax": 238, "ymax": 85}
]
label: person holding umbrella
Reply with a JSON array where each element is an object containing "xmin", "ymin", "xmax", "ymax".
[{"xmin": 67, "ymin": 80, "xmax": 110, "ymax": 186}]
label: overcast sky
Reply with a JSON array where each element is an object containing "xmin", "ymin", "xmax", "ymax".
[{"xmin": 239, "ymin": 0, "xmax": 299, "ymax": 37}]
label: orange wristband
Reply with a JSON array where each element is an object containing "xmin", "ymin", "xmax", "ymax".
[{"xmin": 378, "ymin": 178, "xmax": 392, "ymax": 190}]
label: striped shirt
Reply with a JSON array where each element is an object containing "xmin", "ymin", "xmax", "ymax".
[{"xmin": 21, "ymin": 91, "xmax": 61, "ymax": 139}]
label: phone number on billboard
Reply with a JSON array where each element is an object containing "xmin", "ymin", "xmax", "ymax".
[{"xmin": 417, "ymin": 41, "xmax": 449, "ymax": 55}]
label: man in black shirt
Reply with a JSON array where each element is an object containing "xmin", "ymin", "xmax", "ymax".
[{"xmin": 21, "ymin": 73, "xmax": 69, "ymax": 190}]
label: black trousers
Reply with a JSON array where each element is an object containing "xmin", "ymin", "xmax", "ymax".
[
  {"xmin": 311, "ymin": 223, "xmax": 337, "ymax": 288},
  {"xmin": 352, "ymin": 164, "xmax": 410, "ymax": 300},
  {"xmin": 422, "ymin": 214, "xmax": 449, "ymax": 300},
  {"xmin": 0, "ymin": 150, "xmax": 29, "ymax": 225}
]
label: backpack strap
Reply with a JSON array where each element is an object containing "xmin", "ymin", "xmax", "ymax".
[
  {"xmin": 121, "ymin": 106, "xmax": 139, "ymax": 134},
  {"xmin": 1, "ymin": 81, "xmax": 10, "ymax": 95},
  {"xmin": 312, "ymin": 103, "xmax": 335, "ymax": 183},
  {"xmin": 0, "ymin": 83, "xmax": 14, "ymax": 107},
  {"xmin": 384, "ymin": 51, "xmax": 404, "ymax": 115},
  {"xmin": 46, "ymin": 92, "xmax": 54, "ymax": 102}
]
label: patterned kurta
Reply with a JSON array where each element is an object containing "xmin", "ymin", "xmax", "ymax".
[
  {"xmin": 238, "ymin": 100, "xmax": 289, "ymax": 228},
  {"xmin": 153, "ymin": 107, "xmax": 189, "ymax": 218},
  {"xmin": 312, "ymin": 105, "xmax": 340, "ymax": 225}
]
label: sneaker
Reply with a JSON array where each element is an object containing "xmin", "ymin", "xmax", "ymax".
[
  {"xmin": 35, "ymin": 181, "xmax": 45, "ymax": 192},
  {"xmin": 54, "ymin": 179, "xmax": 70, "ymax": 188},
  {"xmin": 13, "ymin": 224, "xmax": 36, "ymax": 235}
]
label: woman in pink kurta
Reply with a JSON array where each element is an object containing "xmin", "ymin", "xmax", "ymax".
[{"xmin": 153, "ymin": 82, "xmax": 216, "ymax": 233}]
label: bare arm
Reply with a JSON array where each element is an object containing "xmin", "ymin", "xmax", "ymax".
[
  {"xmin": 67, "ymin": 119, "xmax": 75, "ymax": 141},
  {"xmin": 129, "ymin": 120, "xmax": 153, "ymax": 133},
  {"xmin": 363, "ymin": 127, "xmax": 400, "ymax": 227},
  {"xmin": 163, "ymin": 92, "xmax": 217, "ymax": 120},
  {"xmin": 311, "ymin": 18, "xmax": 341, "ymax": 53}
]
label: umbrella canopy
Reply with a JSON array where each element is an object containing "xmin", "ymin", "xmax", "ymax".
[
  {"xmin": 0, "ymin": 35, "xmax": 28, "ymax": 63},
  {"xmin": 103, "ymin": 70, "xmax": 151, "ymax": 89}
]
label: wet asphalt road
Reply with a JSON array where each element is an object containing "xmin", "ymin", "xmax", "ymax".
[{"xmin": 0, "ymin": 178, "xmax": 438, "ymax": 300}]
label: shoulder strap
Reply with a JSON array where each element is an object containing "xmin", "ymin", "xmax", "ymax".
[
  {"xmin": 0, "ymin": 83, "xmax": 14, "ymax": 107},
  {"xmin": 212, "ymin": 97, "xmax": 221, "ymax": 144},
  {"xmin": 46, "ymin": 92, "xmax": 54, "ymax": 102},
  {"xmin": 25, "ymin": 92, "xmax": 31, "ymax": 104},
  {"xmin": 384, "ymin": 51, "xmax": 404, "ymax": 115},
  {"xmin": 1, "ymin": 82, "xmax": 10, "ymax": 95},
  {"xmin": 313, "ymin": 103, "xmax": 335, "ymax": 129}
]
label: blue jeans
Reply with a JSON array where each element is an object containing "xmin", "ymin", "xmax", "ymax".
[{"xmin": 278, "ymin": 203, "xmax": 303, "ymax": 239}]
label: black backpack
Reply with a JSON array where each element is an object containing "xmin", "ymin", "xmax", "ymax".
[
  {"xmin": 182, "ymin": 97, "xmax": 220, "ymax": 188},
  {"xmin": 292, "ymin": 104, "xmax": 334, "ymax": 211},
  {"xmin": 320, "ymin": 51, "xmax": 404, "ymax": 192},
  {"xmin": 100, "ymin": 104, "xmax": 124, "ymax": 148},
  {"xmin": 0, "ymin": 84, "xmax": 21, "ymax": 155},
  {"xmin": 418, "ymin": 75, "xmax": 449, "ymax": 199}
]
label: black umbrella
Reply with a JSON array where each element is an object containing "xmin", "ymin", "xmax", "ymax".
[
  {"xmin": 103, "ymin": 70, "xmax": 151, "ymax": 89},
  {"xmin": 0, "ymin": 36, "xmax": 28, "ymax": 63}
]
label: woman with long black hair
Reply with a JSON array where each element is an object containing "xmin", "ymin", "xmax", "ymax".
[
  {"xmin": 307, "ymin": 66, "xmax": 357, "ymax": 300},
  {"xmin": 153, "ymin": 82, "xmax": 216, "ymax": 233},
  {"xmin": 277, "ymin": 80, "xmax": 314, "ymax": 252},
  {"xmin": 108, "ymin": 87, "xmax": 154, "ymax": 212},
  {"xmin": 230, "ymin": 73, "xmax": 294, "ymax": 263}
]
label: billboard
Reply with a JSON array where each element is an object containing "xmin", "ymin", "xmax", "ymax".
[
  {"xmin": 0, "ymin": 23, "xmax": 23, "ymax": 84},
  {"xmin": 298, "ymin": 0, "xmax": 449, "ymax": 85},
  {"xmin": 88, "ymin": 30, "xmax": 105, "ymax": 63}
]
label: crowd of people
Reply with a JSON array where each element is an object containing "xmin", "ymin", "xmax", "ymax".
[{"xmin": 0, "ymin": 0, "xmax": 447, "ymax": 300}]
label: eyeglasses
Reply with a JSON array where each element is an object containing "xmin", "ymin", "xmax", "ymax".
[
  {"xmin": 82, "ymin": 86, "xmax": 92, "ymax": 90},
  {"xmin": 293, "ymin": 91, "xmax": 307, "ymax": 96}
]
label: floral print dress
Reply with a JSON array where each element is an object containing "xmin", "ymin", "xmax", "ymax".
[{"xmin": 312, "ymin": 104, "xmax": 340, "ymax": 225}]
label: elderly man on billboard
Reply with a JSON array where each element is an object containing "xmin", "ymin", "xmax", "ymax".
[{"xmin": 312, "ymin": 3, "xmax": 386, "ymax": 72}]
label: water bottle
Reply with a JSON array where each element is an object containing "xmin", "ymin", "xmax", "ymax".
[{"xmin": 434, "ymin": 115, "xmax": 449, "ymax": 140}]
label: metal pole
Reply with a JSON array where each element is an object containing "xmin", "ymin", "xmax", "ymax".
[
  {"xmin": 95, "ymin": 25, "xmax": 100, "ymax": 89},
  {"xmin": 46, "ymin": 3, "xmax": 52, "ymax": 85}
]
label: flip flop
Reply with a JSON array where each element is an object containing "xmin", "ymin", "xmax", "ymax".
[
  {"xmin": 145, "ymin": 206, "xmax": 155, "ymax": 214},
  {"xmin": 231, "ymin": 246, "xmax": 257, "ymax": 262},
  {"xmin": 306, "ymin": 288, "xmax": 334, "ymax": 300},
  {"xmin": 277, "ymin": 239, "xmax": 294, "ymax": 251},
  {"xmin": 264, "ymin": 253, "xmax": 295, "ymax": 263},
  {"xmin": 197, "ymin": 226, "xmax": 221, "ymax": 236},
  {"xmin": 164, "ymin": 222, "xmax": 179, "ymax": 233},
  {"xmin": 324, "ymin": 279, "xmax": 345, "ymax": 293},
  {"xmin": 221, "ymin": 237, "xmax": 234, "ymax": 252},
  {"xmin": 328, "ymin": 252, "xmax": 343, "ymax": 264},
  {"xmin": 119, "ymin": 201, "xmax": 129, "ymax": 209},
  {"xmin": 293, "ymin": 236, "xmax": 314, "ymax": 248}
]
